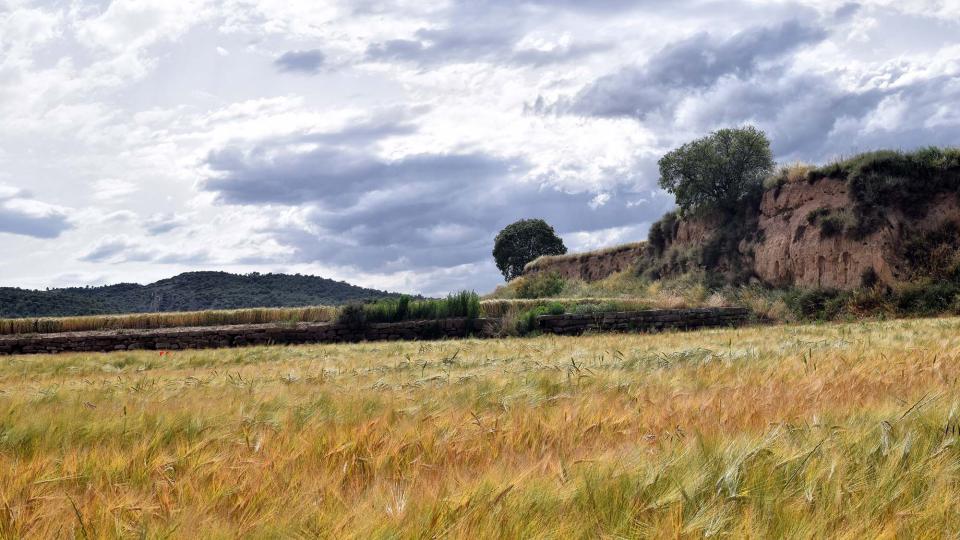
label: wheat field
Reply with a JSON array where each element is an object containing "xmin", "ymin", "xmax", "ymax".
[{"xmin": 3, "ymin": 318, "xmax": 960, "ymax": 537}]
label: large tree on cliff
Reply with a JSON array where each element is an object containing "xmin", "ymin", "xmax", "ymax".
[
  {"xmin": 658, "ymin": 126, "xmax": 774, "ymax": 215},
  {"xmin": 493, "ymin": 219, "xmax": 567, "ymax": 281}
]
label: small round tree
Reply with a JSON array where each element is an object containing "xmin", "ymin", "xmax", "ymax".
[
  {"xmin": 493, "ymin": 219, "xmax": 567, "ymax": 281},
  {"xmin": 658, "ymin": 126, "xmax": 774, "ymax": 215}
]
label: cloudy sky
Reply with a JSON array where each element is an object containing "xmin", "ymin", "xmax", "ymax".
[{"xmin": 1, "ymin": 0, "xmax": 958, "ymax": 295}]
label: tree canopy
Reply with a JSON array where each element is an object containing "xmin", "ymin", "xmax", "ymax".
[
  {"xmin": 658, "ymin": 126, "xmax": 773, "ymax": 215},
  {"xmin": 492, "ymin": 219, "xmax": 567, "ymax": 281}
]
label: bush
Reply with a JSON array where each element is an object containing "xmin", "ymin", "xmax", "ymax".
[
  {"xmin": 860, "ymin": 267, "xmax": 879, "ymax": 289},
  {"xmin": 806, "ymin": 207, "xmax": 831, "ymax": 224},
  {"xmin": 896, "ymin": 282, "xmax": 960, "ymax": 316},
  {"xmin": 337, "ymin": 304, "xmax": 367, "ymax": 327},
  {"xmin": 819, "ymin": 215, "xmax": 846, "ymax": 238},
  {"xmin": 515, "ymin": 272, "xmax": 565, "ymax": 299},
  {"xmin": 515, "ymin": 307, "xmax": 546, "ymax": 335},
  {"xmin": 784, "ymin": 288, "xmax": 848, "ymax": 320},
  {"xmin": 647, "ymin": 212, "xmax": 679, "ymax": 255},
  {"xmin": 901, "ymin": 222, "xmax": 960, "ymax": 280},
  {"xmin": 804, "ymin": 207, "xmax": 848, "ymax": 239}
]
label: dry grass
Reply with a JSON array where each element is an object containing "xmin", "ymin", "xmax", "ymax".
[
  {"xmin": 479, "ymin": 297, "xmax": 656, "ymax": 318},
  {"xmin": 765, "ymin": 162, "xmax": 814, "ymax": 190},
  {"xmin": 3, "ymin": 318, "xmax": 960, "ymax": 536},
  {"xmin": 523, "ymin": 242, "xmax": 646, "ymax": 272},
  {"xmin": 0, "ymin": 306, "xmax": 340, "ymax": 335}
]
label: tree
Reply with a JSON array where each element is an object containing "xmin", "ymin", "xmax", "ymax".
[
  {"xmin": 658, "ymin": 126, "xmax": 773, "ymax": 215},
  {"xmin": 493, "ymin": 219, "xmax": 567, "ymax": 281}
]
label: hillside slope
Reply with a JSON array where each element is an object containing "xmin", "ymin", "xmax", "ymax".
[
  {"xmin": 0, "ymin": 272, "xmax": 401, "ymax": 318},
  {"xmin": 524, "ymin": 148, "xmax": 960, "ymax": 292}
]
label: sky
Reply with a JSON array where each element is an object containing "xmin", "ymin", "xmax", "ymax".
[{"xmin": 1, "ymin": 0, "xmax": 958, "ymax": 296}]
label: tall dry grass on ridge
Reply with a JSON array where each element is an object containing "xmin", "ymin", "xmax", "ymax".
[
  {"xmin": 3, "ymin": 318, "xmax": 960, "ymax": 536},
  {"xmin": 0, "ymin": 305, "xmax": 341, "ymax": 335}
]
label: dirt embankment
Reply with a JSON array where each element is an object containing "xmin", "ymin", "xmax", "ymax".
[
  {"xmin": 523, "ymin": 243, "xmax": 646, "ymax": 282},
  {"xmin": 751, "ymin": 179, "xmax": 960, "ymax": 289},
  {"xmin": 524, "ymin": 177, "xmax": 960, "ymax": 289}
]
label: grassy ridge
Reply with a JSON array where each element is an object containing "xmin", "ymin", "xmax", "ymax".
[
  {"xmin": 2, "ymin": 319, "xmax": 960, "ymax": 536},
  {"xmin": 0, "ymin": 291, "xmax": 696, "ymax": 336}
]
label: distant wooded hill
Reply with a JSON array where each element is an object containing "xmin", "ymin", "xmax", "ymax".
[{"xmin": 0, "ymin": 271, "xmax": 403, "ymax": 318}]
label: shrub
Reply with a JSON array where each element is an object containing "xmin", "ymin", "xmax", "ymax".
[
  {"xmin": 515, "ymin": 272, "xmax": 565, "ymax": 299},
  {"xmin": 901, "ymin": 222, "xmax": 960, "ymax": 280},
  {"xmin": 819, "ymin": 215, "xmax": 846, "ymax": 238},
  {"xmin": 647, "ymin": 212, "xmax": 679, "ymax": 255},
  {"xmin": 845, "ymin": 287, "xmax": 892, "ymax": 317},
  {"xmin": 806, "ymin": 207, "xmax": 831, "ymax": 224},
  {"xmin": 784, "ymin": 288, "xmax": 848, "ymax": 320},
  {"xmin": 896, "ymin": 282, "xmax": 960, "ymax": 316},
  {"xmin": 860, "ymin": 267, "xmax": 879, "ymax": 289},
  {"xmin": 337, "ymin": 304, "xmax": 367, "ymax": 327},
  {"xmin": 804, "ymin": 207, "xmax": 848, "ymax": 238},
  {"xmin": 515, "ymin": 307, "xmax": 546, "ymax": 335}
]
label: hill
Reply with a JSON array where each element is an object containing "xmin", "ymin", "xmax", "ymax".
[
  {"xmin": 0, "ymin": 271, "xmax": 402, "ymax": 318},
  {"xmin": 524, "ymin": 147, "xmax": 960, "ymax": 290},
  {"xmin": 511, "ymin": 147, "xmax": 960, "ymax": 320}
]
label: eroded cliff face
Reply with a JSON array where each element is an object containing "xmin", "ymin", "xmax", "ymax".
[
  {"xmin": 523, "ymin": 177, "xmax": 960, "ymax": 289},
  {"xmin": 751, "ymin": 179, "xmax": 960, "ymax": 289}
]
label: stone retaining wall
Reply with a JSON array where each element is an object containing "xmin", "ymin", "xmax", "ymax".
[
  {"xmin": 537, "ymin": 307, "xmax": 750, "ymax": 335},
  {"xmin": 0, "ymin": 308, "xmax": 750, "ymax": 356}
]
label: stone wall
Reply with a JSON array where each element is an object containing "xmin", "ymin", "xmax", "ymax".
[
  {"xmin": 0, "ymin": 308, "xmax": 751, "ymax": 356},
  {"xmin": 0, "ymin": 319, "xmax": 496, "ymax": 356},
  {"xmin": 523, "ymin": 243, "xmax": 646, "ymax": 282},
  {"xmin": 537, "ymin": 307, "xmax": 751, "ymax": 335}
]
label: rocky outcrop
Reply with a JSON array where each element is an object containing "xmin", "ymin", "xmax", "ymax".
[{"xmin": 523, "ymin": 243, "xmax": 645, "ymax": 282}]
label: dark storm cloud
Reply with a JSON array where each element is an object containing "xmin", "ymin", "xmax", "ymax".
[
  {"xmin": 545, "ymin": 14, "xmax": 960, "ymax": 163},
  {"xmin": 0, "ymin": 191, "xmax": 72, "ymax": 239},
  {"xmin": 555, "ymin": 19, "xmax": 828, "ymax": 119},
  {"xmin": 273, "ymin": 49, "xmax": 326, "ymax": 74},
  {"xmin": 201, "ymin": 126, "xmax": 672, "ymax": 272},
  {"xmin": 673, "ymin": 71, "xmax": 886, "ymax": 159},
  {"xmin": 657, "ymin": 69, "xmax": 960, "ymax": 161}
]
